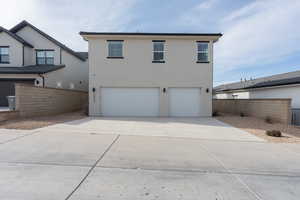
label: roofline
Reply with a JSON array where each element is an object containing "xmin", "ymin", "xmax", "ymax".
[
  {"xmin": 0, "ymin": 27, "xmax": 33, "ymax": 48},
  {"xmin": 0, "ymin": 65, "xmax": 65, "ymax": 74},
  {"xmin": 79, "ymin": 32, "xmax": 223, "ymax": 37},
  {"xmin": 10, "ymin": 20, "xmax": 86, "ymax": 61}
]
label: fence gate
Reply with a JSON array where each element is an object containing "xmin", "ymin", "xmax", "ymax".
[{"xmin": 292, "ymin": 109, "xmax": 300, "ymax": 126}]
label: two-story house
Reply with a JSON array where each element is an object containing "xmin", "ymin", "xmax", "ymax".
[
  {"xmin": 80, "ymin": 32, "xmax": 222, "ymax": 117},
  {"xmin": 0, "ymin": 21, "xmax": 88, "ymax": 106}
]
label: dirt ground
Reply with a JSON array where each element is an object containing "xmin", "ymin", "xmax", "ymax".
[
  {"xmin": 0, "ymin": 111, "xmax": 87, "ymax": 130},
  {"xmin": 217, "ymin": 114, "xmax": 300, "ymax": 143}
]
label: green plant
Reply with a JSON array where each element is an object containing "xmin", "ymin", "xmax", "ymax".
[{"xmin": 266, "ymin": 130, "xmax": 282, "ymax": 137}]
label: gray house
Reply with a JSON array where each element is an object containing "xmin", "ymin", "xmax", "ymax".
[{"xmin": 0, "ymin": 21, "xmax": 88, "ymax": 106}]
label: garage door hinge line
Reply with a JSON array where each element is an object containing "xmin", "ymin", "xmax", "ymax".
[{"xmin": 64, "ymin": 134, "xmax": 120, "ymax": 200}]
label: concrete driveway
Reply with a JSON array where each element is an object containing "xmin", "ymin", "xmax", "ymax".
[{"xmin": 0, "ymin": 117, "xmax": 299, "ymax": 200}]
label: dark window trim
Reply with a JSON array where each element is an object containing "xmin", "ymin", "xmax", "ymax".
[
  {"xmin": 35, "ymin": 49, "xmax": 55, "ymax": 65},
  {"xmin": 152, "ymin": 41, "xmax": 165, "ymax": 62},
  {"xmin": 196, "ymin": 61, "xmax": 210, "ymax": 63},
  {"xmin": 107, "ymin": 40, "xmax": 123, "ymax": 58},
  {"xmin": 196, "ymin": 42, "xmax": 209, "ymax": 63},
  {"xmin": 152, "ymin": 60, "xmax": 165, "ymax": 63},
  {"xmin": 0, "ymin": 46, "xmax": 10, "ymax": 64},
  {"xmin": 107, "ymin": 56, "xmax": 124, "ymax": 59},
  {"xmin": 152, "ymin": 40, "xmax": 165, "ymax": 42},
  {"xmin": 107, "ymin": 40, "xmax": 124, "ymax": 42}
]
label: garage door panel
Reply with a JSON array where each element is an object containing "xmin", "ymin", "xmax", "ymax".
[
  {"xmin": 101, "ymin": 88, "xmax": 160, "ymax": 117},
  {"xmin": 169, "ymin": 88, "xmax": 201, "ymax": 117}
]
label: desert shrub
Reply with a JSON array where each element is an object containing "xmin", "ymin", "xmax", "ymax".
[
  {"xmin": 265, "ymin": 116, "xmax": 272, "ymax": 124},
  {"xmin": 266, "ymin": 130, "xmax": 282, "ymax": 137}
]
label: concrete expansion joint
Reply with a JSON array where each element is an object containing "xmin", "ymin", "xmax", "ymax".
[{"xmin": 64, "ymin": 134, "xmax": 120, "ymax": 200}]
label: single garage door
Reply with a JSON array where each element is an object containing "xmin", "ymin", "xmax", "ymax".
[
  {"xmin": 169, "ymin": 88, "xmax": 201, "ymax": 117},
  {"xmin": 0, "ymin": 79, "xmax": 35, "ymax": 106},
  {"xmin": 101, "ymin": 88, "xmax": 160, "ymax": 117}
]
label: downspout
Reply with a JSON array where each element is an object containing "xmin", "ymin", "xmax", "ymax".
[{"xmin": 38, "ymin": 74, "xmax": 45, "ymax": 88}]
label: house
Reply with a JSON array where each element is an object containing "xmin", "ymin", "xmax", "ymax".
[
  {"xmin": 80, "ymin": 32, "xmax": 222, "ymax": 117},
  {"xmin": 214, "ymin": 70, "xmax": 300, "ymax": 109},
  {"xmin": 0, "ymin": 21, "xmax": 88, "ymax": 106}
]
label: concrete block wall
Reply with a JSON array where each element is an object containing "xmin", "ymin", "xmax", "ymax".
[
  {"xmin": 0, "ymin": 111, "xmax": 19, "ymax": 122},
  {"xmin": 213, "ymin": 99, "xmax": 291, "ymax": 124},
  {"xmin": 15, "ymin": 84, "xmax": 88, "ymax": 117}
]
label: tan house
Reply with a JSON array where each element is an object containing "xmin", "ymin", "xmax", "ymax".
[
  {"xmin": 0, "ymin": 21, "xmax": 88, "ymax": 106},
  {"xmin": 80, "ymin": 32, "xmax": 222, "ymax": 117}
]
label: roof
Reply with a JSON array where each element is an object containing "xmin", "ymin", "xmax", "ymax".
[
  {"xmin": 80, "ymin": 32, "xmax": 222, "ymax": 42},
  {"xmin": 10, "ymin": 21, "xmax": 86, "ymax": 61},
  {"xmin": 79, "ymin": 32, "xmax": 223, "ymax": 37},
  {"xmin": 0, "ymin": 65, "xmax": 65, "ymax": 74},
  {"xmin": 76, "ymin": 52, "xmax": 88, "ymax": 59},
  {"xmin": 0, "ymin": 26, "xmax": 33, "ymax": 48},
  {"xmin": 214, "ymin": 70, "xmax": 300, "ymax": 92}
]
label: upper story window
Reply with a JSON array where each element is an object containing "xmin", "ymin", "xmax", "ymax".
[
  {"xmin": 197, "ymin": 41, "xmax": 209, "ymax": 63},
  {"xmin": 0, "ymin": 46, "xmax": 9, "ymax": 64},
  {"xmin": 152, "ymin": 40, "xmax": 165, "ymax": 63},
  {"xmin": 107, "ymin": 40, "xmax": 123, "ymax": 58},
  {"xmin": 36, "ymin": 50, "xmax": 54, "ymax": 65}
]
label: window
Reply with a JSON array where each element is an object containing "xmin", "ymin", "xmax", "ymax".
[
  {"xmin": 152, "ymin": 41, "xmax": 165, "ymax": 63},
  {"xmin": 197, "ymin": 42, "xmax": 209, "ymax": 63},
  {"xmin": 36, "ymin": 50, "xmax": 54, "ymax": 65},
  {"xmin": 0, "ymin": 47, "xmax": 9, "ymax": 64},
  {"xmin": 107, "ymin": 40, "xmax": 123, "ymax": 58}
]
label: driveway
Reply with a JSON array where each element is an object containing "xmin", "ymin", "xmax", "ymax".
[{"xmin": 0, "ymin": 117, "xmax": 299, "ymax": 200}]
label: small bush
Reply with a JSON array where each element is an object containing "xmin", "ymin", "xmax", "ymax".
[
  {"xmin": 266, "ymin": 130, "xmax": 282, "ymax": 137},
  {"xmin": 240, "ymin": 112, "xmax": 245, "ymax": 117},
  {"xmin": 213, "ymin": 111, "xmax": 219, "ymax": 117},
  {"xmin": 265, "ymin": 116, "xmax": 272, "ymax": 124}
]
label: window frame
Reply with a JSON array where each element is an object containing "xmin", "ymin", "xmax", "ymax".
[
  {"xmin": 152, "ymin": 40, "xmax": 165, "ymax": 63},
  {"xmin": 36, "ymin": 49, "xmax": 55, "ymax": 65},
  {"xmin": 107, "ymin": 40, "xmax": 124, "ymax": 59},
  {"xmin": 196, "ymin": 41, "xmax": 209, "ymax": 63},
  {"xmin": 0, "ymin": 46, "xmax": 10, "ymax": 64}
]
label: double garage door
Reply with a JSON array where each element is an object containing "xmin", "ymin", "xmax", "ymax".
[
  {"xmin": 0, "ymin": 79, "xmax": 35, "ymax": 106},
  {"xmin": 101, "ymin": 87, "xmax": 201, "ymax": 117}
]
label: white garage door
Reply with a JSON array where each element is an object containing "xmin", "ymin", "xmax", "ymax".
[
  {"xmin": 169, "ymin": 88, "xmax": 201, "ymax": 117},
  {"xmin": 101, "ymin": 88, "xmax": 160, "ymax": 117}
]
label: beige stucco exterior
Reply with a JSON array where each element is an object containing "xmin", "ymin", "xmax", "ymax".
[
  {"xmin": 83, "ymin": 34, "xmax": 221, "ymax": 116},
  {"xmin": 0, "ymin": 24, "xmax": 88, "ymax": 91}
]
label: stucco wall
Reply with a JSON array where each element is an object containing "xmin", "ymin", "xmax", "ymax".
[
  {"xmin": 15, "ymin": 84, "xmax": 88, "ymax": 117},
  {"xmin": 0, "ymin": 31, "xmax": 23, "ymax": 67},
  {"xmin": 88, "ymin": 37, "xmax": 214, "ymax": 116},
  {"xmin": 213, "ymin": 99, "xmax": 291, "ymax": 124},
  {"xmin": 15, "ymin": 26, "xmax": 61, "ymax": 65},
  {"xmin": 44, "ymin": 50, "xmax": 88, "ymax": 91},
  {"xmin": 250, "ymin": 85, "xmax": 300, "ymax": 108}
]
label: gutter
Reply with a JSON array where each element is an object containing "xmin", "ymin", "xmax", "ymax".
[{"xmin": 38, "ymin": 74, "xmax": 45, "ymax": 88}]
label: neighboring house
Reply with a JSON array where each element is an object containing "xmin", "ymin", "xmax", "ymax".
[
  {"xmin": 0, "ymin": 21, "xmax": 88, "ymax": 106},
  {"xmin": 80, "ymin": 32, "xmax": 222, "ymax": 117},
  {"xmin": 214, "ymin": 70, "xmax": 300, "ymax": 109}
]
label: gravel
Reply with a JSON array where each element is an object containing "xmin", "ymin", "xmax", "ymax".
[
  {"xmin": 0, "ymin": 111, "xmax": 86, "ymax": 130},
  {"xmin": 217, "ymin": 114, "xmax": 300, "ymax": 143}
]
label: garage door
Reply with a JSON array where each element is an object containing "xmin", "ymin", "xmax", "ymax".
[
  {"xmin": 169, "ymin": 88, "xmax": 201, "ymax": 117},
  {"xmin": 0, "ymin": 79, "xmax": 35, "ymax": 106},
  {"xmin": 101, "ymin": 88, "xmax": 160, "ymax": 117}
]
